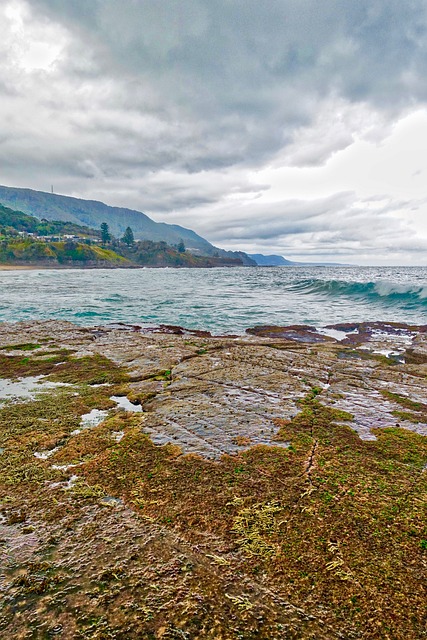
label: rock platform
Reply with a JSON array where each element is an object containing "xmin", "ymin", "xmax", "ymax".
[
  {"xmin": 0, "ymin": 320, "xmax": 426, "ymax": 639},
  {"xmin": 1, "ymin": 320, "xmax": 425, "ymax": 455}
]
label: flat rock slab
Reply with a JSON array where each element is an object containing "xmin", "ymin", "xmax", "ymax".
[
  {"xmin": 0, "ymin": 321, "xmax": 426, "ymax": 457},
  {"xmin": 1, "ymin": 320, "xmax": 426, "ymax": 639}
]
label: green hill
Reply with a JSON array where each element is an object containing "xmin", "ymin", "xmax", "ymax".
[
  {"xmin": 0, "ymin": 238, "xmax": 130, "ymax": 267},
  {"xmin": 249, "ymin": 253, "xmax": 295, "ymax": 266},
  {"xmin": 0, "ymin": 203, "xmax": 100, "ymax": 238},
  {"xmin": 0, "ymin": 185, "xmax": 255, "ymax": 265},
  {"xmin": 0, "ymin": 205, "xmax": 246, "ymax": 268}
]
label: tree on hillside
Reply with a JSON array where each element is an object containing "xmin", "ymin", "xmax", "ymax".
[
  {"xmin": 122, "ymin": 226, "xmax": 135, "ymax": 246},
  {"xmin": 100, "ymin": 222, "xmax": 110, "ymax": 245},
  {"xmin": 177, "ymin": 239, "xmax": 186, "ymax": 253}
]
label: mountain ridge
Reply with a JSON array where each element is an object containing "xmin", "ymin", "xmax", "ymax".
[
  {"xmin": 0, "ymin": 185, "xmax": 255, "ymax": 265},
  {"xmin": 0, "ymin": 204, "xmax": 247, "ymax": 269},
  {"xmin": 249, "ymin": 253, "xmax": 294, "ymax": 266},
  {"xmin": 249, "ymin": 253, "xmax": 352, "ymax": 267}
]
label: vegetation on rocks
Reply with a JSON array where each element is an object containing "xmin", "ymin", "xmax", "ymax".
[
  {"xmin": 0, "ymin": 322, "xmax": 426, "ymax": 638},
  {"xmin": 0, "ymin": 203, "xmax": 100, "ymax": 238},
  {"xmin": 0, "ymin": 237, "xmax": 130, "ymax": 266}
]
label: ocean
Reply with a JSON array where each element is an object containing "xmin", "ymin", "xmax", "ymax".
[{"xmin": 0, "ymin": 266, "xmax": 425, "ymax": 334}]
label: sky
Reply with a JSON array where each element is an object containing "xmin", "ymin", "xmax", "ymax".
[{"xmin": 1, "ymin": 1, "xmax": 427, "ymax": 265}]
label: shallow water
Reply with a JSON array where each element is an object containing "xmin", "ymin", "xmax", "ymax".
[
  {"xmin": 79, "ymin": 408, "xmax": 109, "ymax": 430},
  {"xmin": 110, "ymin": 395, "xmax": 142, "ymax": 412},
  {"xmin": 0, "ymin": 376, "xmax": 67, "ymax": 404},
  {"xmin": 0, "ymin": 266, "xmax": 425, "ymax": 333}
]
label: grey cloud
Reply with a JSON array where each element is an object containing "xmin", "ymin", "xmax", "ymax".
[
  {"xmin": 27, "ymin": 0, "xmax": 427, "ymax": 175},
  {"xmin": 5, "ymin": 1, "xmax": 427, "ymax": 179},
  {"xmin": 194, "ymin": 192, "xmax": 421, "ymax": 255},
  {"xmin": 1, "ymin": 1, "xmax": 427, "ymax": 264}
]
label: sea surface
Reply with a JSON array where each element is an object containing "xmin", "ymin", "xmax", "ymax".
[{"xmin": 0, "ymin": 266, "xmax": 425, "ymax": 334}]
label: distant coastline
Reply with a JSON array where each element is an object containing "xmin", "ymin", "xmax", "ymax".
[{"xmin": 0, "ymin": 262, "xmax": 244, "ymax": 270}]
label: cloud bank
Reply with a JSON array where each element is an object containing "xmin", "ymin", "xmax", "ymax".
[{"xmin": 1, "ymin": 0, "xmax": 427, "ymax": 264}]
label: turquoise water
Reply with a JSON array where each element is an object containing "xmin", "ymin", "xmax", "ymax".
[{"xmin": 0, "ymin": 266, "xmax": 425, "ymax": 334}]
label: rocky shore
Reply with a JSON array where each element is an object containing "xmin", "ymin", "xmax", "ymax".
[{"xmin": 0, "ymin": 320, "xmax": 426, "ymax": 638}]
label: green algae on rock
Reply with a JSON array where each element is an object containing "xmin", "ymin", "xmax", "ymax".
[{"xmin": 0, "ymin": 320, "xmax": 426, "ymax": 639}]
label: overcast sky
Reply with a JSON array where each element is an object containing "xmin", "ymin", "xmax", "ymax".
[{"xmin": 1, "ymin": 0, "xmax": 427, "ymax": 265}]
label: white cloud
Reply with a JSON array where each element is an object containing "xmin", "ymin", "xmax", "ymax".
[{"xmin": 2, "ymin": 0, "xmax": 67, "ymax": 72}]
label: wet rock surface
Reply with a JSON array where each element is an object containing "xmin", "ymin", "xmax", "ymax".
[
  {"xmin": 0, "ymin": 320, "xmax": 426, "ymax": 639},
  {"xmin": 1, "ymin": 320, "xmax": 425, "ymax": 455}
]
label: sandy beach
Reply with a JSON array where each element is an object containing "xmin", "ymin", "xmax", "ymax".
[
  {"xmin": 0, "ymin": 264, "xmax": 55, "ymax": 270},
  {"xmin": 0, "ymin": 264, "xmax": 114, "ymax": 270}
]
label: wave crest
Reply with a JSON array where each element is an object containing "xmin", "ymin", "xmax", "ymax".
[{"xmin": 286, "ymin": 279, "xmax": 427, "ymax": 309}]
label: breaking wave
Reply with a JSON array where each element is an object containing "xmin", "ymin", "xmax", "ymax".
[
  {"xmin": 1, "ymin": 267, "xmax": 426, "ymax": 332},
  {"xmin": 286, "ymin": 279, "xmax": 427, "ymax": 309}
]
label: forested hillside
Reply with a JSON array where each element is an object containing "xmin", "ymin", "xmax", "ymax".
[
  {"xmin": 0, "ymin": 206, "xmax": 245, "ymax": 268},
  {"xmin": 0, "ymin": 185, "xmax": 255, "ymax": 265}
]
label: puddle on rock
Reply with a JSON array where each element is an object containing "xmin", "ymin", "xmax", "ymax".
[
  {"xmin": 65, "ymin": 474, "xmax": 78, "ymax": 489},
  {"xmin": 70, "ymin": 396, "xmax": 142, "ymax": 437},
  {"xmin": 327, "ymin": 389, "xmax": 427, "ymax": 440},
  {"xmin": 49, "ymin": 474, "xmax": 79, "ymax": 490},
  {"xmin": 51, "ymin": 463, "xmax": 79, "ymax": 471},
  {"xmin": 0, "ymin": 376, "xmax": 69, "ymax": 404},
  {"xmin": 110, "ymin": 395, "xmax": 142, "ymax": 412},
  {"xmin": 80, "ymin": 408, "xmax": 109, "ymax": 429},
  {"xmin": 317, "ymin": 327, "xmax": 352, "ymax": 342}
]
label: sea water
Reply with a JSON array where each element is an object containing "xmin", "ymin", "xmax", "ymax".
[{"xmin": 0, "ymin": 266, "xmax": 425, "ymax": 334}]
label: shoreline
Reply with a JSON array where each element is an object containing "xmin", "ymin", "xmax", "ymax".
[
  {"xmin": 0, "ymin": 264, "xmax": 111, "ymax": 270},
  {"xmin": 0, "ymin": 264, "xmax": 54, "ymax": 270},
  {"xmin": 0, "ymin": 263, "xmax": 250, "ymax": 270},
  {"xmin": 0, "ymin": 263, "xmax": 140, "ymax": 271}
]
